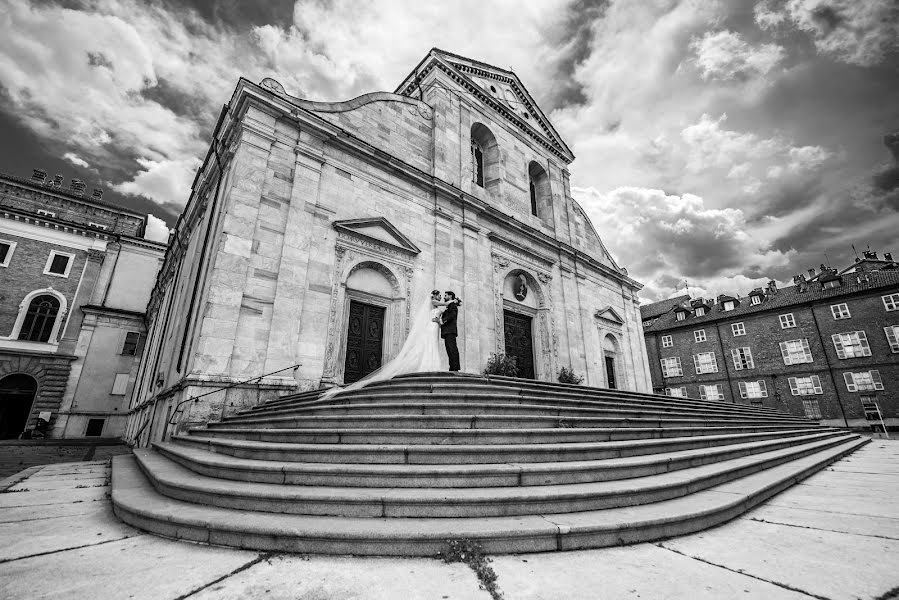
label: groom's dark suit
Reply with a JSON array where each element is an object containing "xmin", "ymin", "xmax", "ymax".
[{"xmin": 440, "ymin": 302, "xmax": 460, "ymax": 372}]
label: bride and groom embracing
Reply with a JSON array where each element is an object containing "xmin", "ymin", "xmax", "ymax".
[{"xmin": 325, "ymin": 288, "xmax": 463, "ymax": 397}]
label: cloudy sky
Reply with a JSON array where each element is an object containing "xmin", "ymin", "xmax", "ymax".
[{"xmin": 1, "ymin": 0, "xmax": 897, "ymax": 301}]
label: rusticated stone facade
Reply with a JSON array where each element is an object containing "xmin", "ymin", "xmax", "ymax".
[{"xmin": 125, "ymin": 49, "xmax": 652, "ymax": 446}]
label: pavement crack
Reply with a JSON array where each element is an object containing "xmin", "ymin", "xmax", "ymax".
[
  {"xmin": 748, "ymin": 517, "xmax": 899, "ymax": 541},
  {"xmin": 176, "ymin": 552, "xmax": 275, "ymax": 599},
  {"xmin": 0, "ymin": 535, "xmax": 135, "ymax": 564},
  {"xmin": 655, "ymin": 542, "xmax": 831, "ymax": 600}
]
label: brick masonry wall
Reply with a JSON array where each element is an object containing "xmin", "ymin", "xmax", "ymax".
[
  {"xmin": 0, "ymin": 233, "xmax": 86, "ymax": 336},
  {"xmin": 644, "ymin": 287, "xmax": 899, "ymax": 427},
  {"xmin": 0, "ymin": 178, "xmax": 144, "ymax": 236}
]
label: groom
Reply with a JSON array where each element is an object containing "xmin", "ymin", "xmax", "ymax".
[{"xmin": 440, "ymin": 291, "xmax": 461, "ymax": 372}]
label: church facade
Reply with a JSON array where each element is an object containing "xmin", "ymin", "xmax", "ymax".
[{"xmin": 125, "ymin": 49, "xmax": 652, "ymax": 445}]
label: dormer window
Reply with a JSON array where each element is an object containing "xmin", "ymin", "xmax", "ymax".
[
  {"xmin": 676, "ymin": 311, "xmax": 686, "ymax": 321},
  {"xmin": 750, "ymin": 295, "xmax": 761, "ymax": 305},
  {"xmin": 695, "ymin": 306, "xmax": 706, "ymax": 317},
  {"xmin": 722, "ymin": 300, "xmax": 735, "ymax": 311}
]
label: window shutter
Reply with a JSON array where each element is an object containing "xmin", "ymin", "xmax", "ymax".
[
  {"xmin": 699, "ymin": 386, "xmax": 707, "ymax": 400},
  {"xmin": 811, "ymin": 376, "xmax": 823, "ymax": 394},
  {"xmin": 788, "ymin": 377, "xmax": 799, "ymax": 396},
  {"xmin": 832, "ymin": 334, "xmax": 846, "ymax": 359},
  {"xmin": 871, "ymin": 370, "xmax": 884, "ymax": 390},
  {"xmin": 111, "ymin": 373, "xmax": 129, "ymax": 395},
  {"xmin": 859, "ymin": 332, "xmax": 870, "ymax": 355},
  {"xmin": 780, "ymin": 341, "xmax": 791, "ymax": 365},
  {"xmin": 759, "ymin": 380, "xmax": 768, "ymax": 397},
  {"xmin": 716, "ymin": 384, "xmax": 724, "ymax": 399},
  {"xmin": 843, "ymin": 372, "xmax": 857, "ymax": 392},
  {"xmin": 802, "ymin": 339, "xmax": 811, "ymax": 362},
  {"xmin": 738, "ymin": 382, "xmax": 747, "ymax": 398},
  {"xmin": 693, "ymin": 354, "xmax": 700, "ymax": 374},
  {"xmin": 886, "ymin": 327, "xmax": 899, "ymax": 352},
  {"xmin": 710, "ymin": 353, "xmax": 717, "ymax": 372}
]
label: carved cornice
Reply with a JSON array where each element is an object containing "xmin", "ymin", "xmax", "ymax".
[{"xmin": 488, "ymin": 232, "xmax": 555, "ymax": 268}]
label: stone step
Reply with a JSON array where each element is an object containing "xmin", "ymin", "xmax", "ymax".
[
  {"xmin": 238, "ymin": 400, "xmax": 813, "ymax": 425},
  {"xmin": 189, "ymin": 423, "xmax": 813, "ymax": 446},
  {"xmin": 173, "ymin": 428, "xmax": 827, "ymax": 465},
  {"xmin": 277, "ymin": 373, "xmax": 789, "ymax": 416},
  {"xmin": 132, "ymin": 433, "xmax": 860, "ymax": 518},
  {"xmin": 112, "ymin": 436, "xmax": 868, "ymax": 555},
  {"xmin": 155, "ymin": 430, "xmax": 847, "ymax": 488},
  {"xmin": 213, "ymin": 412, "xmax": 814, "ymax": 432},
  {"xmin": 265, "ymin": 387, "xmax": 792, "ymax": 419}
]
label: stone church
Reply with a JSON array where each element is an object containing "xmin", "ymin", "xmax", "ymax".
[{"xmin": 125, "ymin": 49, "xmax": 652, "ymax": 445}]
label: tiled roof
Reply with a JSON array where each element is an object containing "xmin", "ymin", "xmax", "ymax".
[
  {"xmin": 640, "ymin": 294, "xmax": 691, "ymax": 321},
  {"xmin": 642, "ymin": 270, "xmax": 899, "ymax": 332}
]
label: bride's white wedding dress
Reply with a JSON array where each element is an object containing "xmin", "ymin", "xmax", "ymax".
[{"xmin": 322, "ymin": 295, "xmax": 448, "ymax": 397}]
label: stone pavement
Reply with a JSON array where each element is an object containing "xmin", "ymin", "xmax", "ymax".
[
  {"xmin": 0, "ymin": 439, "xmax": 132, "ymax": 479},
  {"xmin": 0, "ymin": 440, "xmax": 896, "ymax": 600}
]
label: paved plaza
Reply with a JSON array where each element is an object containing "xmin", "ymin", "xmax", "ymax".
[{"xmin": 1, "ymin": 439, "xmax": 897, "ymax": 600}]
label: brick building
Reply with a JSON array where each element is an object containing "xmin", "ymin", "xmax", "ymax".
[
  {"xmin": 125, "ymin": 49, "xmax": 652, "ymax": 446},
  {"xmin": 641, "ymin": 253, "xmax": 899, "ymax": 429},
  {"xmin": 0, "ymin": 170, "xmax": 166, "ymax": 439}
]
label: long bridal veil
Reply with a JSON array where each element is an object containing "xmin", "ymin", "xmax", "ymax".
[{"xmin": 321, "ymin": 293, "xmax": 444, "ymax": 398}]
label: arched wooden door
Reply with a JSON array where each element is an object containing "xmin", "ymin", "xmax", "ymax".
[{"xmin": 0, "ymin": 374, "xmax": 38, "ymax": 439}]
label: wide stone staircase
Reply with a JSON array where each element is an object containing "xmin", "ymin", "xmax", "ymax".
[{"xmin": 112, "ymin": 373, "xmax": 867, "ymax": 555}]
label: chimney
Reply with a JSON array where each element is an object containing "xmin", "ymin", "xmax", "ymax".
[
  {"xmin": 766, "ymin": 280, "xmax": 778, "ymax": 295},
  {"xmin": 52, "ymin": 174, "xmax": 63, "ymax": 187},
  {"xmin": 863, "ymin": 249, "xmax": 878, "ymax": 260},
  {"xmin": 31, "ymin": 169, "xmax": 47, "ymax": 183},
  {"xmin": 70, "ymin": 179, "xmax": 86, "ymax": 196},
  {"xmin": 808, "ymin": 267, "xmax": 815, "ymax": 278},
  {"xmin": 793, "ymin": 274, "xmax": 808, "ymax": 292},
  {"xmin": 92, "ymin": 188, "xmax": 103, "ymax": 200},
  {"xmin": 885, "ymin": 252, "xmax": 893, "ymax": 262}
]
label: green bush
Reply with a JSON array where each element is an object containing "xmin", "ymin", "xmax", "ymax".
[
  {"xmin": 557, "ymin": 366, "xmax": 584, "ymax": 384},
  {"xmin": 483, "ymin": 353, "xmax": 518, "ymax": 377}
]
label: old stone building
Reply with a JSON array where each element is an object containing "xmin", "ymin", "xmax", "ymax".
[
  {"xmin": 0, "ymin": 170, "xmax": 166, "ymax": 439},
  {"xmin": 125, "ymin": 49, "xmax": 652, "ymax": 445},
  {"xmin": 641, "ymin": 252, "xmax": 899, "ymax": 429}
]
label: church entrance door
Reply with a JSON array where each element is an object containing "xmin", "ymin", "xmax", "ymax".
[
  {"xmin": 503, "ymin": 310, "xmax": 535, "ymax": 379},
  {"xmin": 344, "ymin": 301, "xmax": 385, "ymax": 384},
  {"xmin": 605, "ymin": 356, "xmax": 617, "ymax": 389},
  {"xmin": 0, "ymin": 374, "xmax": 37, "ymax": 439}
]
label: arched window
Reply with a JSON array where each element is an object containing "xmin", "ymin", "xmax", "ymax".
[
  {"xmin": 528, "ymin": 161, "xmax": 551, "ymax": 222},
  {"xmin": 18, "ymin": 295, "xmax": 60, "ymax": 342},
  {"xmin": 471, "ymin": 139, "xmax": 485, "ymax": 187},
  {"xmin": 470, "ymin": 123, "xmax": 499, "ymax": 195}
]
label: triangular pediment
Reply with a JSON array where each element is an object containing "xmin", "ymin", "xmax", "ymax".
[
  {"xmin": 333, "ymin": 218, "xmax": 420, "ymax": 255},
  {"xmin": 396, "ymin": 49, "xmax": 575, "ymax": 163},
  {"xmin": 595, "ymin": 306, "xmax": 625, "ymax": 325}
]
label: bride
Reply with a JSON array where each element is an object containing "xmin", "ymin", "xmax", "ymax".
[{"xmin": 322, "ymin": 290, "xmax": 459, "ymax": 397}]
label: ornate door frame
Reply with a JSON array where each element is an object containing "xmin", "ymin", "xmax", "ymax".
[
  {"xmin": 490, "ymin": 234, "xmax": 557, "ymax": 381},
  {"xmin": 321, "ymin": 233, "xmax": 415, "ymax": 385}
]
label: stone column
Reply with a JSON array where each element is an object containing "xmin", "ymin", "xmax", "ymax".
[
  {"xmin": 264, "ymin": 136, "xmax": 326, "ymax": 383},
  {"xmin": 59, "ymin": 248, "xmax": 105, "ymax": 354},
  {"xmin": 461, "ymin": 218, "xmax": 481, "ymax": 372},
  {"xmin": 193, "ymin": 114, "xmax": 275, "ymax": 377}
]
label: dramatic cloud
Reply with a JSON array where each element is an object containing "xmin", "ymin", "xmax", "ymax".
[
  {"xmin": 144, "ymin": 213, "xmax": 172, "ymax": 243},
  {"xmin": 0, "ymin": 0, "xmax": 895, "ymax": 302},
  {"xmin": 62, "ymin": 153, "xmax": 90, "ymax": 169},
  {"xmin": 755, "ymin": 0, "xmax": 899, "ymax": 66},
  {"xmin": 690, "ymin": 30, "xmax": 785, "ymax": 81},
  {"xmin": 574, "ymin": 186, "xmax": 797, "ymax": 300}
]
